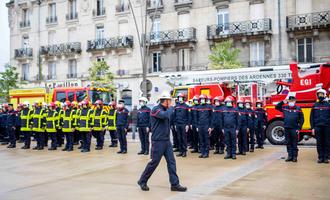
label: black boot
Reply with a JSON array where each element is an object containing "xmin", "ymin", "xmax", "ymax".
[
  {"xmin": 182, "ymin": 152, "xmax": 187, "ymax": 157},
  {"xmin": 171, "ymin": 185, "xmax": 187, "ymax": 192},
  {"xmin": 285, "ymin": 157, "xmax": 293, "ymax": 162},
  {"xmin": 137, "ymin": 151, "xmax": 144, "ymax": 155},
  {"xmin": 138, "ymin": 181, "xmax": 149, "ymax": 191},
  {"xmin": 144, "ymin": 152, "xmax": 149, "ymax": 155},
  {"xmin": 324, "ymin": 159, "xmax": 329, "ymax": 164},
  {"xmin": 219, "ymin": 149, "xmax": 224, "ymax": 154},
  {"xmin": 292, "ymin": 157, "xmax": 297, "ymax": 162},
  {"xmin": 224, "ymin": 154, "xmax": 232, "ymax": 159},
  {"xmin": 232, "ymin": 155, "xmax": 237, "ymax": 160},
  {"xmin": 7, "ymin": 144, "xmax": 16, "ymax": 148},
  {"xmin": 81, "ymin": 149, "xmax": 90, "ymax": 153},
  {"xmin": 176, "ymin": 152, "xmax": 183, "ymax": 157},
  {"xmin": 190, "ymin": 149, "xmax": 198, "ymax": 153}
]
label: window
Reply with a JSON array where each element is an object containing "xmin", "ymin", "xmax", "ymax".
[
  {"xmin": 152, "ymin": 18, "xmax": 160, "ymax": 42},
  {"xmin": 22, "ymin": 63, "xmax": 29, "ymax": 81},
  {"xmin": 217, "ymin": 9, "xmax": 229, "ymax": 34},
  {"xmin": 150, "ymin": 0, "xmax": 161, "ymax": 7},
  {"xmin": 22, "ymin": 36, "xmax": 29, "ymax": 49},
  {"xmin": 48, "ymin": 61, "xmax": 56, "ymax": 79},
  {"xmin": 69, "ymin": 0, "xmax": 77, "ymax": 15},
  {"xmin": 49, "ymin": 3, "xmax": 56, "ymax": 18},
  {"xmin": 56, "ymin": 92, "xmax": 67, "ymax": 102},
  {"xmin": 96, "ymin": 0, "xmax": 105, "ymax": 15},
  {"xmin": 22, "ymin": 9, "xmax": 29, "ymax": 23},
  {"xmin": 178, "ymin": 49, "xmax": 190, "ymax": 71},
  {"xmin": 76, "ymin": 90, "xmax": 87, "ymax": 102},
  {"xmin": 152, "ymin": 52, "xmax": 161, "ymax": 72},
  {"xmin": 297, "ymin": 38, "xmax": 313, "ymax": 63},
  {"xmin": 250, "ymin": 41, "xmax": 265, "ymax": 67},
  {"xmin": 68, "ymin": 59, "xmax": 77, "ymax": 78},
  {"xmin": 68, "ymin": 92, "xmax": 75, "ymax": 102},
  {"xmin": 96, "ymin": 25, "xmax": 105, "ymax": 47}
]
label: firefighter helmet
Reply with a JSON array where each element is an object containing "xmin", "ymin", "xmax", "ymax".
[
  {"xmin": 109, "ymin": 101, "xmax": 117, "ymax": 107},
  {"xmin": 139, "ymin": 97, "xmax": 148, "ymax": 103},
  {"xmin": 224, "ymin": 96, "xmax": 234, "ymax": 102},
  {"xmin": 159, "ymin": 91, "xmax": 172, "ymax": 100},
  {"xmin": 177, "ymin": 93, "xmax": 185, "ymax": 98},
  {"xmin": 23, "ymin": 101, "xmax": 30, "ymax": 107},
  {"xmin": 192, "ymin": 95, "xmax": 199, "ymax": 100},
  {"xmin": 55, "ymin": 101, "xmax": 61, "ymax": 108},
  {"xmin": 199, "ymin": 94, "xmax": 206, "ymax": 99},
  {"xmin": 49, "ymin": 102, "xmax": 56, "ymax": 108},
  {"xmin": 256, "ymin": 99, "xmax": 263, "ymax": 105},
  {"xmin": 207, "ymin": 95, "xmax": 213, "ymax": 100},
  {"xmin": 214, "ymin": 96, "xmax": 224, "ymax": 102},
  {"xmin": 94, "ymin": 100, "xmax": 103, "ymax": 105},
  {"xmin": 316, "ymin": 88, "xmax": 327, "ymax": 96},
  {"xmin": 245, "ymin": 99, "xmax": 251, "ymax": 104},
  {"xmin": 237, "ymin": 98, "xmax": 244, "ymax": 104},
  {"xmin": 64, "ymin": 101, "xmax": 71, "ymax": 107},
  {"xmin": 82, "ymin": 100, "xmax": 89, "ymax": 106},
  {"xmin": 71, "ymin": 101, "xmax": 78, "ymax": 108}
]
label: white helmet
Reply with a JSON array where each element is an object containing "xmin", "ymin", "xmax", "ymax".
[
  {"xmin": 23, "ymin": 101, "xmax": 30, "ymax": 107},
  {"xmin": 316, "ymin": 88, "xmax": 327, "ymax": 96},
  {"xmin": 139, "ymin": 97, "xmax": 148, "ymax": 103},
  {"xmin": 159, "ymin": 91, "xmax": 172, "ymax": 100}
]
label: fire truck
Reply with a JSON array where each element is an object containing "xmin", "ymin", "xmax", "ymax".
[
  {"xmin": 169, "ymin": 62, "xmax": 330, "ymax": 145},
  {"xmin": 9, "ymin": 86, "xmax": 113, "ymax": 109},
  {"xmin": 264, "ymin": 62, "xmax": 330, "ymax": 144}
]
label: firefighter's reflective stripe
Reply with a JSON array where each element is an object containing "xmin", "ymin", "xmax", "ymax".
[
  {"xmin": 73, "ymin": 109, "xmax": 79, "ymax": 127},
  {"xmin": 108, "ymin": 110, "xmax": 117, "ymax": 131},
  {"xmin": 46, "ymin": 111, "xmax": 58, "ymax": 133},
  {"xmin": 78, "ymin": 109, "xmax": 92, "ymax": 132},
  {"xmin": 57, "ymin": 110, "xmax": 64, "ymax": 129},
  {"xmin": 92, "ymin": 109, "xmax": 107, "ymax": 131},
  {"xmin": 32, "ymin": 109, "xmax": 45, "ymax": 132},
  {"xmin": 62, "ymin": 110, "xmax": 74, "ymax": 133},
  {"xmin": 20, "ymin": 110, "xmax": 33, "ymax": 132}
]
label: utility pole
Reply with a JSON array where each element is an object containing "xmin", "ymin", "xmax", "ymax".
[{"xmin": 128, "ymin": 0, "xmax": 160, "ymax": 98}]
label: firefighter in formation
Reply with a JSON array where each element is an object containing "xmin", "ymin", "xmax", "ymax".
[{"xmin": 0, "ymin": 88, "xmax": 329, "ymax": 164}]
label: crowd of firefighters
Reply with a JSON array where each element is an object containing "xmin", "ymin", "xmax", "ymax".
[{"xmin": 0, "ymin": 88, "xmax": 329, "ymax": 163}]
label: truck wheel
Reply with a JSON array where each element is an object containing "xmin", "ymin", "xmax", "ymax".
[{"xmin": 266, "ymin": 120, "xmax": 285, "ymax": 145}]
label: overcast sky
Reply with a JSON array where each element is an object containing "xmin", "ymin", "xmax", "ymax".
[{"xmin": 0, "ymin": 1, "xmax": 10, "ymax": 72}]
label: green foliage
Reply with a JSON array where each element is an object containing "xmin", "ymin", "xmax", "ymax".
[
  {"xmin": 88, "ymin": 61, "xmax": 115, "ymax": 91},
  {"xmin": 0, "ymin": 64, "xmax": 19, "ymax": 102},
  {"xmin": 208, "ymin": 39, "xmax": 242, "ymax": 69}
]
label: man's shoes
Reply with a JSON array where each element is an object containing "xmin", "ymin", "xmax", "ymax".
[
  {"xmin": 198, "ymin": 154, "xmax": 204, "ymax": 158},
  {"xmin": 171, "ymin": 185, "xmax": 187, "ymax": 192},
  {"xmin": 144, "ymin": 152, "xmax": 149, "ymax": 155},
  {"xmin": 292, "ymin": 157, "xmax": 298, "ymax": 162},
  {"xmin": 95, "ymin": 146, "xmax": 103, "ymax": 150},
  {"xmin": 21, "ymin": 146, "xmax": 29, "ymax": 149},
  {"xmin": 317, "ymin": 159, "xmax": 323, "ymax": 163},
  {"xmin": 232, "ymin": 155, "xmax": 237, "ymax": 160},
  {"xmin": 173, "ymin": 148, "xmax": 180, "ymax": 152},
  {"xmin": 219, "ymin": 150, "xmax": 224, "ymax": 154},
  {"xmin": 138, "ymin": 151, "xmax": 144, "ymax": 155},
  {"xmin": 32, "ymin": 146, "xmax": 39, "ymax": 150},
  {"xmin": 202, "ymin": 154, "xmax": 209, "ymax": 158},
  {"xmin": 62, "ymin": 148, "xmax": 68, "ymax": 151},
  {"xmin": 109, "ymin": 144, "xmax": 117, "ymax": 148},
  {"xmin": 122, "ymin": 150, "xmax": 127, "ymax": 154},
  {"xmin": 285, "ymin": 157, "xmax": 293, "ymax": 162},
  {"xmin": 182, "ymin": 152, "xmax": 187, "ymax": 157},
  {"xmin": 117, "ymin": 151, "xmax": 123, "ymax": 154},
  {"xmin": 67, "ymin": 148, "xmax": 74, "ymax": 152},
  {"xmin": 81, "ymin": 149, "xmax": 90, "ymax": 153},
  {"xmin": 323, "ymin": 159, "xmax": 329, "ymax": 164},
  {"xmin": 48, "ymin": 147, "xmax": 57, "ymax": 151},
  {"xmin": 138, "ymin": 181, "xmax": 149, "ymax": 191},
  {"xmin": 37, "ymin": 147, "xmax": 44, "ymax": 150},
  {"xmin": 77, "ymin": 146, "xmax": 83, "ymax": 149},
  {"xmin": 176, "ymin": 153, "xmax": 183, "ymax": 157},
  {"xmin": 250, "ymin": 149, "xmax": 254, "ymax": 153},
  {"xmin": 242, "ymin": 152, "xmax": 246, "ymax": 155},
  {"xmin": 7, "ymin": 144, "xmax": 16, "ymax": 148},
  {"xmin": 190, "ymin": 149, "xmax": 198, "ymax": 153},
  {"xmin": 224, "ymin": 155, "xmax": 232, "ymax": 159}
]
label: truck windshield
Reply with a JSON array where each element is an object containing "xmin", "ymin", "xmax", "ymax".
[
  {"xmin": 173, "ymin": 88, "xmax": 188, "ymax": 98},
  {"xmin": 89, "ymin": 90, "xmax": 112, "ymax": 104}
]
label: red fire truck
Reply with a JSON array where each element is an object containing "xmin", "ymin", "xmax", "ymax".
[{"xmin": 265, "ymin": 62, "xmax": 330, "ymax": 144}]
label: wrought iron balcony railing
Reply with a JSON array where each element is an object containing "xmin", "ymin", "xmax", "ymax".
[
  {"xmin": 87, "ymin": 35, "xmax": 134, "ymax": 52},
  {"xmin": 207, "ymin": 18, "xmax": 272, "ymax": 39},
  {"xmin": 146, "ymin": 27, "xmax": 197, "ymax": 45},
  {"xmin": 46, "ymin": 16, "xmax": 58, "ymax": 24},
  {"xmin": 19, "ymin": 20, "xmax": 30, "ymax": 28},
  {"xmin": 93, "ymin": 7, "xmax": 106, "ymax": 17},
  {"xmin": 286, "ymin": 10, "xmax": 330, "ymax": 31},
  {"xmin": 67, "ymin": 73, "xmax": 78, "ymax": 79},
  {"xmin": 14, "ymin": 48, "xmax": 33, "ymax": 59},
  {"xmin": 116, "ymin": 3, "xmax": 130, "ymax": 13},
  {"xmin": 174, "ymin": 0, "xmax": 193, "ymax": 9},
  {"xmin": 40, "ymin": 42, "xmax": 82, "ymax": 56},
  {"xmin": 66, "ymin": 12, "xmax": 78, "ymax": 21}
]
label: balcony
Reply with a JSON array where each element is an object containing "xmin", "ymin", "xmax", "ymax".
[
  {"xmin": 147, "ymin": 0, "xmax": 164, "ymax": 14},
  {"xmin": 19, "ymin": 20, "xmax": 30, "ymax": 28},
  {"xmin": 66, "ymin": 12, "xmax": 78, "ymax": 21},
  {"xmin": 67, "ymin": 73, "xmax": 78, "ymax": 79},
  {"xmin": 116, "ymin": 3, "xmax": 130, "ymax": 14},
  {"xmin": 87, "ymin": 35, "xmax": 134, "ymax": 52},
  {"xmin": 46, "ymin": 16, "xmax": 58, "ymax": 25},
  {"xmin": 286, "ymin": 10, "xmax": 330, "ymax": 31},
  {"xmin": 212, "ymin": 0, "xmax": 230, "ymax": 6},
  {"xmin": 93, "ymin": 7, "xmax": 106, "ymax": 17},
  {"xmin": 174, "ymin": 0, "xmax": 193, "ymax": 10},
  {"xmin": 40, "ymin": 42, "xmax": 82, "ymax": 57},
  {"xmin": 207, "ymin": 18, "xmax": 272, "ymax": 40},
  {"xmin": 146, "ymin": 27, "xmax": 197, "ymax": 47},
  {"xmin": 14, "ymin": 48, "xmax": 33, "ymax": 60}
]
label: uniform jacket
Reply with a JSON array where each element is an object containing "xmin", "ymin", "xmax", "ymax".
[
  {"xmin": 116, "ymin": 107, "xmax": 129, "ymax": 128},
  {"xmin": 222, "ymin": 106, "xmax": 238, "ymax": 130},
  {"xmin": 195, "ymin": 104, "xmax": 213, "ymax": 128},
  {"xmin": 212, "ymin": 105, "xmax": 224, "ymax": 128},
  {"xmin": 173, "ymin": 102, "xmax": 191, "ymax": 126},
  {"xmin": 276, "ymin": 101, "xmax": 304, "ymax": 130},
  {"xmin": 150, "ymin": 104, "xmax": 173, "ymax": 141},
  {"xmin": 137, "ymin": 106, "xmax": 151, "ymax": 128},
  {"xmin": 236, "ymin": 107, "xmax": 248, "ymax": 128},
  {"xmin": 310, "ymin": 100, "xmax": 330, "ymax": 128},
  {"xmin": 255, "ymin": 108, "xmax": 267, "ymax": 126}
]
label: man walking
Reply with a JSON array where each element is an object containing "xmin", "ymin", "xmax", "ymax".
[{"xmin": 138, "ymin": 91, "xmax": 187, "ymax": 192}]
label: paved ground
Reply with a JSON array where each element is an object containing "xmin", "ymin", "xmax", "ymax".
[{"xmin": 0, "ymin": 139, "xmax": 329, "ymax": 200}]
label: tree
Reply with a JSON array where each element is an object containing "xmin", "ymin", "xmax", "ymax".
[
  {"xmin": 88, "ymin": 61, "xmax": 115, "ymax": 91},
  {"xmin": 208, "ymin": 39, "xmax": 242, "ymax": 69},
  {"xmin": 0, "ymin": 64, "xmax": 19, "ymax": 102}
]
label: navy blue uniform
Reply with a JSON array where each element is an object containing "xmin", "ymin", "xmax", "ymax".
[
  {"xmin": 116, "ymin": 107, "xmax": 129, "ymax": 152},
  {"xmin": 190, "ymin": 104, "xmax": 199, "ymax": 152},
  {"xmin": 255, "ymin": 108, "xmax": 267, "ymax": 148},
  {"xmin": 0, "ymin": 111, "xmax": 9, "ymax": 143},
  {"xmin": 212, "ymin": 105, "xmax": 225, "ymax": 152},
  {"xmin": 222, "ymin": 106, "xmax": 238, "ymax": 157},
  {"xmin": 138, "ymin": 104, "xmax": 180, "ymax": 187},
  {"xmin": 237, "ymin": 107, "xmax": 248, "ymax": 154},
  {"xmin": 276, "ymin": 101, "xmax": 304, "ymax": 159},
  {"xmin": 173, "ymin": 102, "xmax": 191, "ymax": 154},
  {"xmin": 310, "ymin": 100, "xmax": 330, "ymax": 161},
  {"xmin": 137, "ymin": 106, "xmax": 151, "ymax": 154},
  {"xmin": 246, "ymin": 108, "xmax": 256, "ymax": 151},
  {"xmin": 7, "ymin": 110, "xmax": 17, "ymax": 147},
  {"xmin": 196, "ymin": 104, "xmax": 213, "ymax": 157}
]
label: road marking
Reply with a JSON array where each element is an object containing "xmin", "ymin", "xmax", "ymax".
[{"xmin": 167, "ymin": 150, "xmax": 285, "ymax": 200}]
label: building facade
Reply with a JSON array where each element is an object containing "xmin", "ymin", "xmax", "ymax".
[{"xmin": 6, "ymin": 0, "xmax": 330, "ymax": 105}]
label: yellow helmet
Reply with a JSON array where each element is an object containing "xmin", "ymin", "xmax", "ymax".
[
  {"xmin": 72, "ymin": 101, "xmax": 78, "ymax": 108},
  {"xmin": 37, "ymin": 101, "xmax": 43, "ymax": 107},
  {"xmin": 55, "ymin": 101, "xmax": 61, "ymax": 108}
]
